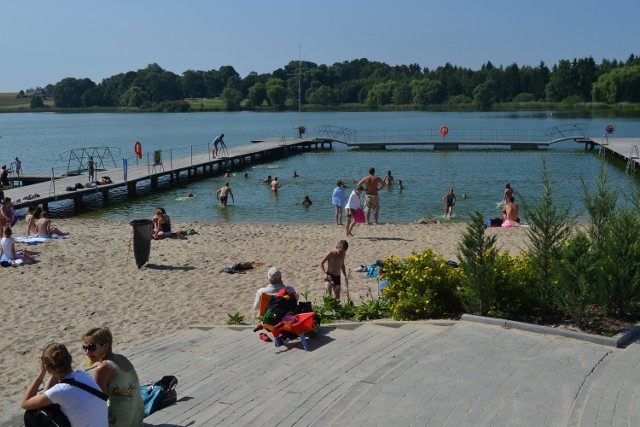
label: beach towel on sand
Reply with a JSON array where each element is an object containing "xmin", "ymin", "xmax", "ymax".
[
  {"xmin": 221, "ymin": 261, "xmax": 264, "ymax": 274},
  {"xmin": 16, "ymin": 235, "xmax": 68, "ymax": 243}
]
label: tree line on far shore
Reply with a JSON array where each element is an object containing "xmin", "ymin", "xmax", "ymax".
[{"xmin": 23, "ymin": 54, "xmax": 640, "ymax": 112}]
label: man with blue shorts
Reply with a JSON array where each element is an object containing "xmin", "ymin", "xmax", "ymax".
[{"xmin": 212, "ymin": 133, "xmax": 225, "ymax": 158}]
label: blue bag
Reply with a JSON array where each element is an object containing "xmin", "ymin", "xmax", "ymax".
[
  {"xmin": 140, "ymin": 384, "xmax": 165, "ymax": 417},
  {"xmin": 140, "ymin": 375, "xmax": 178, "ymax": 417}
]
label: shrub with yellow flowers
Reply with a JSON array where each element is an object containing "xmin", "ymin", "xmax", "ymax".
[{"xmin": 382, "ymin": 249, "xmax": 463, "ymax": 320}]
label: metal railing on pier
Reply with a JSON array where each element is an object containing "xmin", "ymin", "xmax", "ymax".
[{"xmin": 315, "ymin": 124, "xmax": 588, "ymax": 144}]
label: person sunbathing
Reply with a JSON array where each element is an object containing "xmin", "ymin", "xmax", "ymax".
[
  {"xmin": 0, "ymin": 227, "xmax": 38, "ymax": 262},
  {"xmin": 152, "ymin": 207, "xmax": 172, "ymax": 239},
  {"xmin": 35, "ymin": 211, "xmax": 68, "ymax": 237}
]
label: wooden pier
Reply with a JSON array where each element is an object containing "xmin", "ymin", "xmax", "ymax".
[
  {"xmin": 4, "ymin": 137, "xmax": 333, "ymax": 211},
  {"xmin": 591, "ymin": 136, "xmax": 640, "ymax": 173},
  {"xmin": 5, "ymin": 130, "xmax": 639, "ymax": 213},
  {"xmin": 338, "ymin": 140, "xmax": 551, "ymax": 150}
]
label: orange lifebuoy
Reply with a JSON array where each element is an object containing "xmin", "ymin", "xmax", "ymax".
[
  {"xmin": 440, "ymin": 125, "xmax": 449, "ymax": 138},
  {"xmin": 134, "ymin": 141, "xmax": 142, "ymax": 159}
]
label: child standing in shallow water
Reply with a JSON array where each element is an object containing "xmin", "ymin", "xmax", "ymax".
[{"xmin": 332, "ymin": 180, "xmax": 346, "ymax": 225}]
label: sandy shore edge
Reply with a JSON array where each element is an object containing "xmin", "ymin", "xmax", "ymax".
[{"xmin": 0, "ymin": 218, "xmax": 530, "ymax": 403}]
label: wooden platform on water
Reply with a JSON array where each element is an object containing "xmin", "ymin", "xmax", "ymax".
[
  {"xmin": 4, "ymin": 137, "xmax": 333, "ymax": 211},
  {"xmin": 592, "ymin": 136, "xmax": 640, "ymax": 172},
  {"xmin": 339, "ymin": 140, "xmax": 553, "ymax": 150}
]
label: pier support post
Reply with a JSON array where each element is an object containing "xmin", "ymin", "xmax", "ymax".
[
  {"xmin": 72, "ymin": 196, "xmax": 84, "ymax": 211},
  {"xmin": 102, "ymin": 190, "xmax": 109, "ymax": 205},
  {"xmin": 127, "ymin": 182, "xmax": 136, "ymax": 197}
]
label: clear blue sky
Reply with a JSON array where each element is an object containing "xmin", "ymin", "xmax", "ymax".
[{"xmin": 2, "ymin": 0, "xmax": 639, "ymax": 92}]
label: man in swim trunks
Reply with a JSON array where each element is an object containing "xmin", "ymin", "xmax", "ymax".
[
  {"xmin": 216, "ymin": 182, "xmax": 235, "ymax": 207},
  {"xmin": 319, "ymin": 240, "xmax": 349, "ymax": 299},
  {"xmin": 271, "ymin": 177, "xmax": 281, "ymax": 192},
  {"xmin": 87, "ymin": 156, "xmax": 95, "ymax": 182},
  {"xmin": 357, "ymin": 167, "xmax": 386, "ymax": 224},
  {"xmin": 212, "ymin": 133, "xmax": 225, "ymax": 158}
]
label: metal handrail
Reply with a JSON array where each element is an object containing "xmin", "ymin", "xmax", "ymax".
[
  {"xmin": 354, "ymin": 128, "xmax": 548, "ymax": 143},
  {"xmin": 315, "ymin": 125, "xmax": 356, "ymax": 142},
  {"xmin": 544, "ymin": 123, "xmax": 588, "ymax": 140},
  {"xmin": 59, "ymin": 146, "xmax": 121, "ymax": 175},
  {"xmin": 626, "ymin": 145, "xmax": 639, "ymax": 173}
]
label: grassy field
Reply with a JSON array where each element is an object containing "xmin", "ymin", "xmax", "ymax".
[
  {"xmin": 0, "ymin": 92, "xmax": 54, "ymax": 110},
  {"xmin": 186, "ymin": 97, "xmax": 226, "ymax": 110}
]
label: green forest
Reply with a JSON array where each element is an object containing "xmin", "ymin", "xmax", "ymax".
[{"xmin": 21, "ymin": 54, "xmax": 640, "ymax": 112}]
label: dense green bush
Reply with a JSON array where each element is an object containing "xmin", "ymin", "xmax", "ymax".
[{"xmin": 383, "ymin": 249, "xmax": 462, "ymax": 320}]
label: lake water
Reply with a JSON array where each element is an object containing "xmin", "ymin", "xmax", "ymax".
[{"xmin": 1, "ymin": 111, "xmax": 639, "ymax": 223}]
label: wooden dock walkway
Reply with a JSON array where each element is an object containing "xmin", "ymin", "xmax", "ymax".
[
  {"xmin": 4, "ymin": 132, "xmax": 640, "ymax": 213},
  {"xmin": 338, "ymin": 140, "xmax": 552, "ymax": 150},
  {"xmin": 4, "ymin": 137, "xmax": 333, "ymax": 211},
  {"xmin": 592, "ymin": 136, "xmax": 640, "ymax": 172}
]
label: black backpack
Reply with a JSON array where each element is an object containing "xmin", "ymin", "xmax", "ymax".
[
  {"xmin": 263, "ymin": 289, "xmax": 298, "ymax": 326},
  {"xmin": 24, "ymin": 379, "xmax": 107, "ymax": 427}
]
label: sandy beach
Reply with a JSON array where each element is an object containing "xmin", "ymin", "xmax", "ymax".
[{"xmin": 0, "ymin": 218, "xmax": 530, "ymax": 404}]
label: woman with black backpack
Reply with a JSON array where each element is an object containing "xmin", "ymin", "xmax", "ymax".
[{"xmin": 21, "ymin": 343, "xmax": 108, "ymax": 426}]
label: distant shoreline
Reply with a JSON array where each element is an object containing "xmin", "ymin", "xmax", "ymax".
[{"xmin": 2, "ymin": 92, "xmax": 640, "ymax": 115}]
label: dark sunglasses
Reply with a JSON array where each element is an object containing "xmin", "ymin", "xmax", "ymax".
[{"xmin": 81, "ymin": 343, "xmax": 101, "ymax": 353}]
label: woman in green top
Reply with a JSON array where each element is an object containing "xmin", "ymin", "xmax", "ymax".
[{"xmin": 82, "ymin": 327, "xmax": 145, "ymax": 426}]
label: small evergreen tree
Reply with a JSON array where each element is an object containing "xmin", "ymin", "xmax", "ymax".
[{"xmin": 457, "ymin": 210, "xmax": 498, "ymax": 315}]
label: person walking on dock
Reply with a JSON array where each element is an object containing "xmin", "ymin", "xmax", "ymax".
[
  {"xmin": 13, "ymin": 157, "xmax": 21, "ymax": 178},
  {"xmin": 87, "ymin": 156, "xmax": 96, "ymax": 182},
  {"xmin": 212, "ymin": 133, "xmax": 225, "ymax": 158}
]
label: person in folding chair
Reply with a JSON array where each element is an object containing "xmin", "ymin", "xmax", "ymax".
[
  {"xmin": 253, "ymin": 267, "xmax": 298, "ymax": 312},
  {"xmin": 253, "ymin": 267, "xmax": 322, "ymax": 349}
]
